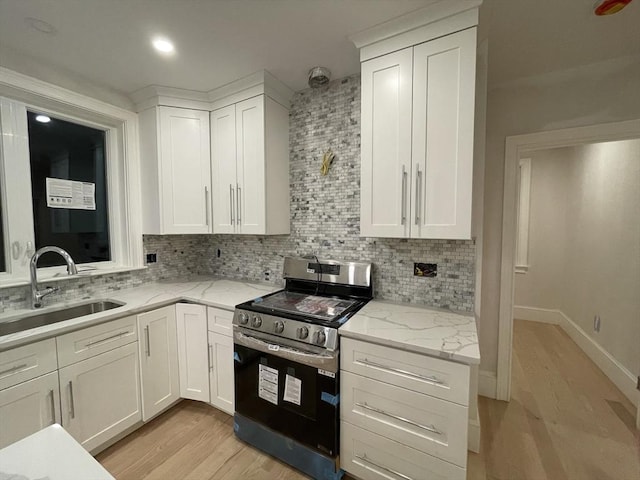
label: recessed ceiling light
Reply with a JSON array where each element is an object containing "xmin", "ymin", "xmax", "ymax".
[
  {"xmin": 152, "ymin": 37, "xmax": 175, "ymax": 55},
  {"xmin": 35, "ymin": 115, "xmax": 51, "ymax": 123},
  {"xmin": 25, "ymin": 17, "xmax": 57, "ymax": 35}
]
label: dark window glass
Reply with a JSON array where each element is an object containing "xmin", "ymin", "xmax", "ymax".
[{"xmin": 27, "ymin": 112, "xmax": 110, "ymax": 267}]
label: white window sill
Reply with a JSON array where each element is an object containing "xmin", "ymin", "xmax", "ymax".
[
  {"xmin": 0, "ymin": 265, "xmax": 148, "ymax": 289},
  {"xmin": 515, "ymin": 265, "xmax": 529, "ymax": 274}
]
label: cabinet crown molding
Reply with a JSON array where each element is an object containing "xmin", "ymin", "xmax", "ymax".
[
  {"xmin": 349, "ymin": 0, "xmax": 481, "ymax": 62},
  {"xmin": 130, "ymin": 70, "xmax": 293, "ymax": 113}
]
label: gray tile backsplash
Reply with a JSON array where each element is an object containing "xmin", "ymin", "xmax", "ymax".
[{"xmin": 1, "ymin": 74, "xmax": 475, "ymax": 314}]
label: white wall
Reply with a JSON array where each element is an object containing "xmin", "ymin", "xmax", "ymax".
[
  {"xmin": 514, "ymin": 140, "xmax": 640, "ymax": 375},
  {"xmin": 480, "ymin": 56, "xmax": 640, "ymax": 374}
]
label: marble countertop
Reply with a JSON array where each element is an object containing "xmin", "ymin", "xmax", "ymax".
[
  {"xmin": 0, "ymin": 424, "xmax": 114, "ymax": 480},
  {"xmin": 0, "ymin": 277, "xmax": 279, "ymax": 352},
  {"xmin": 339, "ymin": 300, "xmax": 480, "ymax": 365}
]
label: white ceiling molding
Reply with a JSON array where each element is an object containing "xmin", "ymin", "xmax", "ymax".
[{"xmin": 349, "ymin": 0, "xmax": 481, "ymax": 61}]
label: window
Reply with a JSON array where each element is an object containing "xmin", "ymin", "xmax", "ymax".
[
  {"xmin": 0, "ymin": 87, "xmax": 142, "ymax": 285},
  {"xmin": 27, "ymin": 111, "xmax": 110, "ymax": 267}
]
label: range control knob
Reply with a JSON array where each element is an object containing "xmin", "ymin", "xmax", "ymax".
[
  {"xmin": 238, "ymin": 312, "xmax": 249, "ymax": 325},
  {"xmin": 251, "ymin": 315, "xmax": 262, "ymax": 328},
  {"xmin": 313, "ymin": 330, "xmax": 326, "ymax": 345},
  {"xmin": 297, "ymin": 326, "xmax": 309, "ymax": 339},
  {"xmin": 274, "ymin": 321, "xmax": 285, "ymax": 334}
]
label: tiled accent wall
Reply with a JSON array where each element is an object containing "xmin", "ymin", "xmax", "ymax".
[
  {"xmin": 0, "ymin": 235, "xmax": 210, "ymax": 313},
  {"xmin": 206, "ymin": 75, "xmax": 476, "ymax": 312}
]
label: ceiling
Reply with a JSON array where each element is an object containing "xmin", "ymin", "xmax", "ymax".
[{"xmin": 0, "ymin": 0, "xmax": 638, "ymax": 104}]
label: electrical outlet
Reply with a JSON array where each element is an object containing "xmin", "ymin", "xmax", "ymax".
[
  {"xmin": 264, "ymin": 270, "xmax": 270, "ymax": 281},
  {"xmin": 414, "ymin": 263, "xmax": 437, "ymax": 277},
  {"xmin": 146, "ymin": 253, "xmax": 157, "ymax": 264},
  {"xmin": 593, "ymin": 314, "xmax": 601, "ymax": 333}
]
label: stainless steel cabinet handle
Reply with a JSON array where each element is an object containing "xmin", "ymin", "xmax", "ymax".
[
  {"xmin": 355, "ymin": 401, "xmax": 443, "ymax": 435},
  {"xmin": 236, "ymin": 184, "xmax": 241, "ymax": 225},
  {"xmin": 354, "ymin": 453, "xmax": 413, "ymax": 480},
  {"xmin": 415, "ymin": 165, "xmax": 422, "ymax": 225},
  {"xmin": 144, "ymin": 326, "xmax": 151, "ymax": 357},
  {"xmin": 49, "ymin": 389, "xmax": 56, "ymax": 422},
  {"xmin": 204, "ymin": 186, "xmax": 210, "ymax": 226},
  {"xmin": 401, "ymin": 166, "xmax": 407, "ymax": 225},
  {"xmin": 85, "ymin": 330, "xmax": 129, "ymax": 347},
  {"xmin": 230, "ymin": 184, "xmax": 235, "ymax": 225},
  {"xmin": 68, "ymin": 381, "xmax": 75, "ymax": 419},
  {"xmin": 360, "ymin": 358, "xmax": 444, "ymax": 385},
  {"xmin": 208, "ymin": 344, "xmax": 213, "ymax": 371},
  {"xmin": 0, "ymin": 363, "xmax": 28, "ymax": 376}
]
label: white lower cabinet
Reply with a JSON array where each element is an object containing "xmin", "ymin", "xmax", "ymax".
[
  {"xmin": 208, "ymin": 331, "xmax": 234, "ymax": 414},
  {"xmin": 340, "ymin": 338, "xmax": 470, "ymax": 479},
  {"xmin": 176, "ymin": 303, "xmax": 210, "ymax": 402},
  {"xmin": 0, "ymin": 371, "xmax": 60, "ymax": 449},
  {"xmin": 137, "ymin": 306, "xmax": 180, "ymax": 421},
  {"xmin": 59, "ymin": 342, "xmax": 141, "ymax": 452}
]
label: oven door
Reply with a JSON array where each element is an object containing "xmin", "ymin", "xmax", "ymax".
[{"xmin": 233, "ymin": 327, "xmax": 340, "ymax": 457}]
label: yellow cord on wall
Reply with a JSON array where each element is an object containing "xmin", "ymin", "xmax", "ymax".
[{"xmin": 320, "ymin": 149, "xmax": 335, "ymax": 176}]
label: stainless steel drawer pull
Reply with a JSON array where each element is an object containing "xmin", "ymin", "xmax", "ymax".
[
  {"xmin": 236, "ymin": 184, "xmax": 241, "ymax": 225},
  {"xmin": 204, "ymin": 186, "xmax": 210, "ymax": 226},
  {"xmin": 356, "ymin": 401, "xmax": 443, "ymax": 435},
  {"xmin": 415, "ymin": 165, "xmax": 422, "ymax": 225},
  {"xmin": 355, "ymin": 453, "xmax": 413, "ymax": 480},
  {"xmin": 0, "ymin": 363, "xmax": 28, "ymax": 376},
  {"xmin": 49, "ymin": 389, "xmax": 56, "ymax": 422},
  {"xmin": 230, "ymin": 184, "xmax": 235, "ymax": 225},
  {"xmin": 401, "ymin": 165, "xmax": 407, "ymax": 225},
  {"xmin": 208, "ymin": 344, "xmax": 213, "ymax": 371},
  {"xmin": 144, "ymin": 326, "xmax": 151, "ymax": 357},
  {"xmin": 85, "ymin": 330, "xmax": 130, "ymax": 347},
  {"xmin": 68, "ymin": 381, "xmax": 75, "ymax": 419},
  {"xmin": 360, "ymin": 358, "xmax": 445, "ymax": 385}
]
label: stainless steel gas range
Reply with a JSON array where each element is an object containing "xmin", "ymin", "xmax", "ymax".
[{"xmin": 232, "ymin": 257, "xmax": 373, "ymax": 480}]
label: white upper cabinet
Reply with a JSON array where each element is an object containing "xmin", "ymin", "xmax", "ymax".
[
  {"xmin": 360, "ymin": 27, "xmax": 477, "ymax": 240},
  {"xmin": 139, "ymin": 106, "xmax": 212, "ymax": 234},
  {"xmin": 211, "ymin": 95, "xmax": 290, "ymax": 235}
]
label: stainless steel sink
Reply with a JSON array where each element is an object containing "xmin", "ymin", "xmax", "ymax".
[{"xmin": 0, "ymin": 300, "xmax": 125, "ymax": 336}]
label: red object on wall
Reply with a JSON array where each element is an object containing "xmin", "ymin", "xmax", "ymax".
[{"xmin": 594, "ymin": 0, "xmax": 633, "ymax": 16}]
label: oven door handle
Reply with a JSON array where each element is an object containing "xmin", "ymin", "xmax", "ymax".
[{"xmin": 233, "ymin": 329, "xmax": 338, "ymax": 372}]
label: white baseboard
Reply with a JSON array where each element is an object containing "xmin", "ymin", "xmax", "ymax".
[
  {"xmin": 556, "ymin": 310, "xmax": 638, "ymax": 407},
  {"xmin": 467, "ymin": 407, "xmax": 481, "ymax": 453},
  {"xmin": 478, "ymin": 369, "xmax": 497, "ymax": 399},
  {"xmin": 513, "ymin": 305, "xmax": 561, "ymax": 324}
]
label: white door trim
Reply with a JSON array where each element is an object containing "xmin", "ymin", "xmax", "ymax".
[{"xmin": 496, "ymin": 118, "xmax": 640, "ymax": 401}]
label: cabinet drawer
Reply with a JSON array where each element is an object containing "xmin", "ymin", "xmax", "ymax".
[
  {"xmin": 207, "ymin": 307, "xmax": 233, "ymax": 336},
  {"xmin": 0, "ymin": 339, "xmax": 57, "ymax": 390},
  {"xmin": 341, "ymin": 371, "xmax": 467, "ymax": 467},
  {"xmin": 341, "ymin": 338, "xmax": 469, "ymax": 405},
  {"xmin": 57, "ymin": 316, "xmax": 137, "ymax": 367},
  {"xmin": 341, "ymin": 421, "xmax": 465, "ymax": 480}
]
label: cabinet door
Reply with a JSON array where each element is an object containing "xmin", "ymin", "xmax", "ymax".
[
  {"xmin": 59, "ymin": 343, "xmax": 141, "ymax": 452},
  {"xmin": 138, "ymin": 306, "xmax": 179, "ymax": 421},
  {"xmin": 159, "ymin": 106, "xmax": 211, "ymax": 234},
  {"xmin": 207, "ymin": 306, "xmax": 234, "ymax": 336},
  {"xmin": 176, "ymin": 303, "xmax": 209, "ymax": 402},
  {"xmin": 211, "ymin": 105, "xmax": 238, "ymax": 234},
  {"xmin": 360, "ymin": 47, "xmax": 413, "ymax": 238},
  {"xmin": 236, "ymin": 96, "xmax": 266, "ymax": 234},
  {"xmin": 411, "ymin": 28, "xmax": 476, "ymax": 239},
  {"xmin": 208, "ymin": 331, "xmax": 234, "ymax": 415},
  {"xmin": 0, "ymin": 371, "xmax": 60, "ymax": 449}
]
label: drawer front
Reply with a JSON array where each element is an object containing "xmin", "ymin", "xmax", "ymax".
[
  {"xmin": 341, "ymin": 338, "xmax": 469, "ymax": 405},
  {"xmin": 341, "ymin": 421, "xmax": 466, "ymax": 480},
  {"xmin": 341, "ymin": 371, "xmax": 467, "ymax": 467},
  {"xmin": 0, "ymin": 339, "xmax": 57, "ymax": 390},
  {"xmin": 207, "ymin": 307, "xmax": 233, "ymax": 336},
  {"xmin": 57, "ymin": 316, "xmax": 137, "ymax": 367}
]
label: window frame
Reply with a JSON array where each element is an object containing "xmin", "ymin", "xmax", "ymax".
[{"xmin": 0, "ymin": 68, "xmax": 143, "ymax": 286}]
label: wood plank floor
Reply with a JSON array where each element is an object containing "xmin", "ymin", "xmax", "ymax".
[{"xmin": 97, "ymin": 320, "xmax": 639, "ymax": 479}]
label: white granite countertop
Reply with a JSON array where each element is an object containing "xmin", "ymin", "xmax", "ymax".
[
  {"xmin": 0, "ymin": 277, "xmax": 279, "ymax": 351},
  {"xmin": 339, "ymin": 300, "xmax": 480, "ymax": 365},
  {"xmin": 0, "ymin": 424, "xmax": 114, "ymax": 480}
]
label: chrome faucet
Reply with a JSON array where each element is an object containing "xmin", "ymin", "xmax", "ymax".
[{"xmin": 30, "ymin": 246, "xmax": 78, "ymax": 308}]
